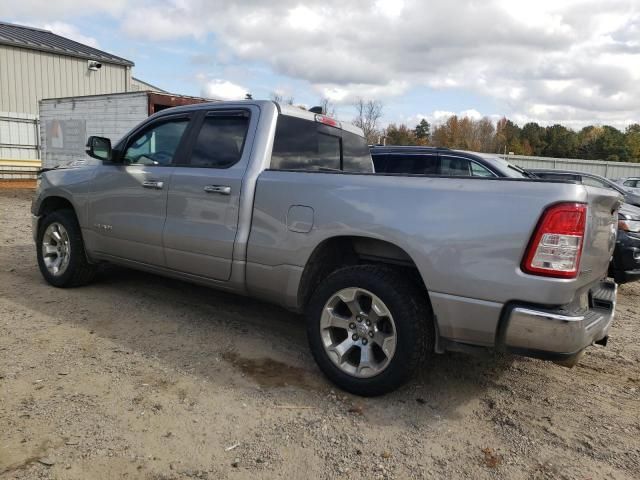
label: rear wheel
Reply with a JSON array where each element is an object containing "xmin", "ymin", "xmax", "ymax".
[
  {"xmin": 37, "ymin": 209, "xmax": 96, "ymax": 287},
  {"xmin": 306, "ymin": 265, "xmax": 433, "ymax": 396}
]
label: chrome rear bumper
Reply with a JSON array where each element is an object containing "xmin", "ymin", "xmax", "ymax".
[{"xmin": 501, "ymin": 279, "xmax": 616, "ymax": 361}]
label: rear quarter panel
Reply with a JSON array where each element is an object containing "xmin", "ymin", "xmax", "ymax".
[{"xmin": 247, "ymin": 172, "xmax": 618, "ymax": 309}]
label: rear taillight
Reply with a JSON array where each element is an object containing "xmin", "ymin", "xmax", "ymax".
[
  {"xmin": 522, "ymin": 202, "xmax": 587, "ymax": 278},
  {"xmin": 315, "ymin": 114, "xmax": 340, "ymax": 128}
]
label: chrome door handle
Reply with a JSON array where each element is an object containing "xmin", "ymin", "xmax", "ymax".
[
  {"xmin": 142, "ymin": 180, "xmax": 164, "ymax": 189},
  {"xmin": 204, "ymin": 185, "xmax": 231, "ymax": 195}
]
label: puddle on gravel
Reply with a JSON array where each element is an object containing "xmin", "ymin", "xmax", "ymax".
[{"xmin": 221, "ymin": 351, "xmax": 322, "ymax": 390}]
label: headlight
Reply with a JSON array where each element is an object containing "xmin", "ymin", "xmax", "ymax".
[{"xmin": 618, "ymin": 219, "xmax": 640, "ymax": 232}]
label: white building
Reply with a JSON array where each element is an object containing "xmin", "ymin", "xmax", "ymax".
[{"xmin": 0, "ymin": 21, "xmax": 159, "ymax": 169}]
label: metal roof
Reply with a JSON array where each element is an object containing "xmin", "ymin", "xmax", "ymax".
[
  {"xmin": 0, "ymin": 21, "xmax": 134, "ymax": 66},
  {"xmin": 132, "ymin": 77, "xmax": 167, "ymax": 93}
]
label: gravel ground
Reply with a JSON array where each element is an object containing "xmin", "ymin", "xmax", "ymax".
[{"xmin": 1, "ymin": 188, "xmax": 639, "ymax": 480}]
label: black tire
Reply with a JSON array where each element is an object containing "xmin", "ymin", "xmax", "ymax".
[
  {"xmin": 306, "ymin": 265, "xmax": 434, "ymax": 396},
  {"xmin": 36, "ymin": 209, "xmax": 96, "ymax": 288}
]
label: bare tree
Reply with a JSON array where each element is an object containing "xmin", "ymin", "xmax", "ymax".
[
  {"xmin": 319, "ymin": 97, "xmax": 336, "ymax": 118},
  {"xmin": 353, "ymin": 98, "xmax": 383, "ymax": 144},
  {"xmin": 270, "ymin": 92, "xmax": 295, "ymax": 105}
]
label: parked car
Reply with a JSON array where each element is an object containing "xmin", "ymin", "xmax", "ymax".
[
  {"xmin": 33, "ymin": 101, "xmax": 620, "ymax": 396},
  {"xmin": 531, "ymin": 169, "xmax": 640, "ymax": 283},
  {"xmin": 530, "ymin": 170, "xmax": 640, "ymax": 208},
  {"xmin": 616, "ymin": 177, "xmax": 640, "ymax": 195},
  {"xmin": 612, "ymin": 203, "xmax": 640, "ymax": 283},
  {"xmin": 370, "ymin": 145, "xmax": 533, "ymax": 178}
]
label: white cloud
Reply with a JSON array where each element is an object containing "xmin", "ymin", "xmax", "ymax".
[
  {"xmin": 199, "ymin": 78, "xmax": 247, "ymax": 100},
  {"xmin": 432, "ymin": 110, "xmax": 456, "ymax": 122},
  {"xmin": 286, "ymin": 5, "xmax": 323, "ymax": 31},
  {"xmin": 459, "ymin": 109, "xmax": 482, "ymax": 121},
  {"xmin": 120, "ymin": 0, "xmax": 636, "ymax": 126},
  {"xmin": 317, "ymin": 80, "xmax": 410, "ymax": 104},
  {"xmin": 7, "ymin": 0, "xmax": 640, "ymax": 127},
  {"xmin": 1, "ymin": 0, "xmax": 132, "ymax": 17},
  {"xmin": 375, "ymin": 0, "xmax": 404, "ymax": 19},
  {"xmin": 121, "ymin": 5, "xmax": 209, "ymax": 40},
  {"xmin": 408, "ymin": 109, "xmax": 490, "ymax": 127},
  {"xmin": 41, "ymin": 22, "xmax": 100, "ymax": 48}
]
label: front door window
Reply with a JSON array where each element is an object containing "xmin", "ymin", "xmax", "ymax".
[{"xmin": 123, "ymin": 120, "xmax": 189, "ymax": 166}]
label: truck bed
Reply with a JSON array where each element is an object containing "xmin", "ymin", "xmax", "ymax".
[{"xmin": 246, "ymin": 172, "xmax": 620, "ymax": 346}]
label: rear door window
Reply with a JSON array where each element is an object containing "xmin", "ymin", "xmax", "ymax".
[
  {"xmin": 188, "ymin": 112, "xmax": 249, "ymax": 168},
  {"xmin": 440, "ymin": 155, "xmax": 472, "ymax": 176},
  {"xmin": 384, "ymin": 154, "xmax": 439, "ymax": 174}
]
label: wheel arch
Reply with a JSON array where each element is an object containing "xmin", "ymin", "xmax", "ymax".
[
  {"xmin": 37, "ymin": 195, "xmax": 77, "ymax": 216},
  {"xmin": 37, "ymin": 195, "xmax": 77, "ymax": 218},
  {"xmin": 297, "ymin": 235, "xmax": 430, "ymax": 311}
]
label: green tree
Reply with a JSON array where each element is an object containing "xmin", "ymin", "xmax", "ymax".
[
  {"xmin": 543, "ymin": 124, "xmax": 577, "ymax": 158},
  {"xmin": 625, "ymin": 124, "xmax": 640, "ymax": 162},
  {"xmin": 596, "ymin": 126, "xmax": 629, "ymax": 162},
  {"xmin": 521, "ymin": 122, "xmax": 546, "ymax": 156},
  {"xmin": 413, "ymin": 119, "xmax": 431, "ymax": 144},
  {"xmin": 421, "ymin": 114, "xmax": 639, "ymax": 163},
  {"xmin": 576, "ymin": 126, "xmax": 602, "ymax": 159},
  {"xmin": 384, "ymin": 123, "xmax": 418, "ymax": 145},
  {"xmin": 495, "ymin": 118, "xmax": 524, "ymax": 154}
]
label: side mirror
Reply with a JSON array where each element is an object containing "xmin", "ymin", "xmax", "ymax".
[{"xmin": 86, "ymin": 136, "xmax": 112, "ymax": 161}]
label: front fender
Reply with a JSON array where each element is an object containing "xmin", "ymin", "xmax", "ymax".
[{"xmin": 32, "ymin": 167, "xmax": 96, "ymax": 228}]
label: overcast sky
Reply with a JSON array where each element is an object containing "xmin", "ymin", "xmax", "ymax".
[{"xmin": 3, "ymin": 0, "xmax": 639, "ymax": 129}]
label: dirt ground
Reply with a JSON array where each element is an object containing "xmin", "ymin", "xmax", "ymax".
[{"xmin": 0, "ymin": 188, "xmax": 638, "ymax": 480}]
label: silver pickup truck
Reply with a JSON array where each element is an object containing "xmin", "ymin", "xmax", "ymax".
[{"xmin": 32, "ymin": 100, "xmax": 620, "ymax": 395}]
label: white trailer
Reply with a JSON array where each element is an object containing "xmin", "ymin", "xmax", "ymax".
[{"xmin": 39, "ymin": 91, "xmax": 210, "ymax": 168}]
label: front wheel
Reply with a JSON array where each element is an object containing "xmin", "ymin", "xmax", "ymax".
[
  {"xmin": 306, "ymin": 265, "xmax": 434, "ymax": 396},
  {"xmin": 36, "ymin": 209, "xmax": 96, "ymax": 287}
]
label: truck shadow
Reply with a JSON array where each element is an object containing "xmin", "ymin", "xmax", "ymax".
[{"xmin": 3, "ymin": 244, "xmax": 515, "ymax": 422}]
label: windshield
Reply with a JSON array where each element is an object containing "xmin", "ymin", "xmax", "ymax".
[
  {"xmin": 602, "ymin": 180, "xmax": 626, "ymax": 194},
  {"xmin": 475, "ymin": 154, "xmax": 529, "ymax": 178}
]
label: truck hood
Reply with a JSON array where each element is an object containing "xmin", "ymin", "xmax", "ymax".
[
  {"xmin": 39, "ymin": 159, "xmax": 93, "ymax": 174},
  {"xmin": 621, "ymin": 189, "xmax": 640, "ymax": 206}
]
